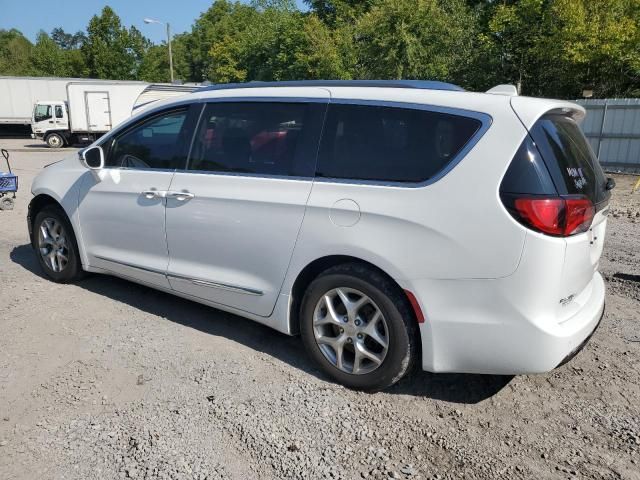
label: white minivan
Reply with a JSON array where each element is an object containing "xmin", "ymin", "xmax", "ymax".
[{"xmin": 28, "ymin": 81, "xmax": 612, "ymax": 391}]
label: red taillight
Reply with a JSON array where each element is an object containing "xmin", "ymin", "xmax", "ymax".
[{"xmin": 510, "ymin": 196, "xmax": 594, "ymax": 237}]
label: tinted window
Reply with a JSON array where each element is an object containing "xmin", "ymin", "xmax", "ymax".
[
  {"xmin": 500, "ymin": 136, "xmax": 556, "ymax": 195},
  {"xmin": 316, "ymin": 104, "xmax": 481, "ymax": 183},
  {"xmin": 55, "ymin": 105, "xmax": 64, "ymax": 118},
  {"xmin": 530, "ymin": 115, "xmax": 608, "ymax": 204},
  {"xmin": 188, "ymin": 102, "xmax": 308, "ymax": 176},
  {"xmin": 106, "ymin": 109, "xmax": 189, "ymax": 169}
]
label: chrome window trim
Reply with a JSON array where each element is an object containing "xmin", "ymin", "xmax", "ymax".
[
  {"xmin": 315, "ymin": 99, "xmax": 493, "ymax": 189},
  {"xmin": 100, "ymin": 167, "xmax": 178, "ymax": 173},
  {"xmin": 97, "ymin": 96, "xmax": 491, "ymax": 188},
  {"xmin": 173, "ymin": 169, "xmax": 314, "ymax": 182}
]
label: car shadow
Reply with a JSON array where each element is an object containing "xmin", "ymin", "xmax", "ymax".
[{"xmin": 10, "ymin": 243, "xmax": 512, "ymax": 404}]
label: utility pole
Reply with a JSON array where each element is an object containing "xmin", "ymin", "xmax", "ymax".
[
  {"xmin": 166, "ymin": 22, "xmax": 174, "ymax": 83},
  {"xmin": 144, "ymin": 18, "xmax": 174, "ymax": 83}
]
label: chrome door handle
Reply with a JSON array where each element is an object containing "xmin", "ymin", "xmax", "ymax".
[
  {"xmin": 166, "ymin": 191, "xmax": 195, "ymax": 201},
  {"xmin": 142, "ymin": 190, "xmax": 165, "ymax": 199}
]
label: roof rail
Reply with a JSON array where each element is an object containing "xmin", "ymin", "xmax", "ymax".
[{"xmin": 197, "ymin": 80, "xmax": 465, "ymax": 93}]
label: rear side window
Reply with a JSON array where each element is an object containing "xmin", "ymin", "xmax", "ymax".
[
  {"xmin": 316, "ymin": 104, "xmax": 482, "ymax": 183},
  {"xmin": 530, "ymin": 115, "xmax": 608, "ymax": 204},
  {"xmin": 187, "ymin": 102, "xmax": 309, "ymax": 176}
]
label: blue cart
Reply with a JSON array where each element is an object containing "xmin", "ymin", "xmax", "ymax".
[{"xmin": 0, "ymin": 148, "xmax": 17, "ymax": 211}]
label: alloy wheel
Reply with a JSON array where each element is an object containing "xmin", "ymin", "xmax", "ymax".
[
  {"xmin": 38, "ymin": 217, "xmax": 69, "ymax": 273},
  {"xmin": 312, "ymin": 287, "xmax": 389, "ymax": 375}
]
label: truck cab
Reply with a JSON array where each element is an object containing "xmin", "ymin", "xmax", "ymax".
[{"xmin": 31, "ymin": 101, "xmax": 69, "ymax": 148}]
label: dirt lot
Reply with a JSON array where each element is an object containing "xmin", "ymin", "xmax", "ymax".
[{"xmin": 1, "ymin": 140, "xmax": 639, "ymax": 480}]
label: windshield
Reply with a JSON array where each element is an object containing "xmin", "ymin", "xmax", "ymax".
[{"xmin": 34, "ymin": 104, "xmax": 52, "ymax": 122}]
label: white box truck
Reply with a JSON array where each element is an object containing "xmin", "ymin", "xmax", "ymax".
[
  {"xmin": 0, "ymin": 76, "xmax": 100, "ymax": 127},
  {"xmin": 31, "ymin": 82, "xmax": 197, "ymax": 147}
]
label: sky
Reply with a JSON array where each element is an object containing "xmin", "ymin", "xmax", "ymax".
[{"xmin": 0, "ymin": 0, "xmax": 308, "ymax": 44}]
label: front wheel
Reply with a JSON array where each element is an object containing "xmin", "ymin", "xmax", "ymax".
[
  {"xmin": 45, "ymin": 133, "xmax": 65, "ymax": 149},
  {"xmin": 300, "ymin": 263, "xmax": 419, "ymax": 391},
  {"xmin": 33, "ymin": 205, "xmax": 84, "ymax": 282}
]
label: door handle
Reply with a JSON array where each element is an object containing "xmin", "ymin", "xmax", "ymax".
[
  {"xmin": 166, "ymin": 191, "xmax": 195, "ymax": 201},
  {"xmin": 141, "ymin": 190, "xmax": 166, "ymax": 199}
]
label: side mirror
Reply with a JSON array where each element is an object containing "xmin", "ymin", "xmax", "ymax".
[
  {"xmin": 605, "ymin": 177, "xmax": 616, "ymax": 191},
  {"xmin": 81, "ymin": 146, "xmax": 104, "ymax": 170}
]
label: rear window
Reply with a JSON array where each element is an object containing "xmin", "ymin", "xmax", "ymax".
[
  {"xmin": 316, "ymin": 104, "xmax": 482, "ymax": 183},
  {"xmin": 530, "ymin": 115, "xmax": 608, "ymax": 204}
]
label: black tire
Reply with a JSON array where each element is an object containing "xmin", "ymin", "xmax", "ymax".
[
  {"xmin": 300, "ymin": 263, "xmax": 419, "ymax": 391},
  {"xmin": 45, "ymin": 133, "xmax": 65, "ymax": 149},
  {"xmin": 0, "ymin": 196, "xmax": 14, "ymax": 210},
  {"xmin": 33, "ymin": 204, "xmax": 85, "ymax": 282}
]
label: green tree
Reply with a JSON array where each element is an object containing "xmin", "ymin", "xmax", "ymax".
[
  {"xmin": 475, "ymin": 0, "xmax": 640, "ymax": 97},
  {"xmin": 542, "ymin": 0, "xmax": 640, "ymax": 98},
  {"xmin": 28, "ymin": 31, "xmax": 89, "ymax": 78},
  {"xmin": 353, "ymin": 0, "xmax": 475, "ymax": 81},
  {"xmin": 292, "ymin": 14, "xmax": 353, "ymax": 79},
  {"xmin": 30, "ymin": 31, "xmax": 70, "ymax": 76},
  {"xmin": 183, "ymin": 0, "xmax": 259, "ymax": 82},
  {"xmin": 0, "ymin": 29, "xmax": 33, "ymax": 76},
  {"xmin": 82, "ymin": 6, "xmax": 151, "ymax": 80},
  {"xmin": 304, "ymin": 0, "xmax": 375, "ymax": 24},
  {"xmin": 188, "ymin": 0, "xmax": 352, "ymax": 82},
  {"xmin": 138, "ymin": 44, "xmax": 171, "ymax": 82},
  {"xmin": 51, "ymin": 28, "xmax": 87, "ymax": 50}
]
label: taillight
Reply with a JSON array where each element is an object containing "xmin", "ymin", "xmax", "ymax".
[{"xmin": 504, "ymin": 195, "xmax": 594, "ymax": 237}]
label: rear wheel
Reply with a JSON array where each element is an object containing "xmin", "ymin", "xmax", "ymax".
[
  {"xmin": 33, "ymin": 205, "xmax": 84, "ymax": 282},
  {"xmin": 45, "ymin": 133, "xmax": 65, "ymax": 149},
  {"xmin": 300, "ymin": 263, "xmax": 419, "ymax": 391}
]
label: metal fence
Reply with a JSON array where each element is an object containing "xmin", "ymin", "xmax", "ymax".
[{"xmin": 575, "ymin": 98, "xmax": 640, "ymax": 173}]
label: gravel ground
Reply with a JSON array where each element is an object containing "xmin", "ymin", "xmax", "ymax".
[{"xmin": 0, "ymin": 141, "xmax": 639, "ymax": 480}]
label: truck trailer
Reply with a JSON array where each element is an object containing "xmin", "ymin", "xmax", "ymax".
[
  {"xmin": 0, "ymin": 76, "xmax": 101, "ymax": 127},
  {"xmin": 31, "ymin": 81, "xmax": 197, "ymax": 147}
]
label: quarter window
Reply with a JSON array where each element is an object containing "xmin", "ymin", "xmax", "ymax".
[
  {"xmin": 105, "ymin": 109, "xmax": 189, "ymax": 169},
  {"xmin": 188, "ymin": 102, "xmax": 307, "ymax": 176},
  {"xmin": 316, "ymin": 104, "xmax": 482, "ymax": 183}
]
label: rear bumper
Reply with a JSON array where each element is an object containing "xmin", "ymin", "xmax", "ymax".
[
  {"xmin": 556, "ymin": 302, "xmax": 603, "ymax": 368},
  {"xmin": 413, "ymin": 272, "xmax": 606, "ymax": 374}
]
